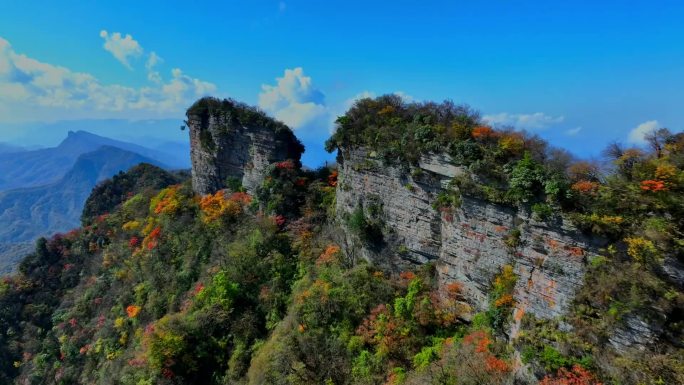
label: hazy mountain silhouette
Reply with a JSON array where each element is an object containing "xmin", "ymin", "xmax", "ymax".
[
  {"xmin": 0, "ymin": 143, "xmax": 25, "ymax": 154},
  {"xmin": 0, "ymin": 130, "xmax": 186, "ymax": 191},
  {"xmin": 0, "ymin": 146, "xmax": 163, "ymax": 273}
]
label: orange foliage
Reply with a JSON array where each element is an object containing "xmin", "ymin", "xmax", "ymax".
[
  {"xmin": 463, "ymin": 330, "xmax": 492, "ymax": 353},
  {"xmin": 199, "ymin": 191, "xmax": 242, "ymax": 223},
  {"xmin": 640, "ymin": 179, "xmax": 667, "ymax": 192},
  {"xmin": 445, "ymin": 282, "xmax": 463, "ymax": 296},
  {"xmin": 485, "ymin": 355, "xmax": 510, "ymax": 373},
  {"xmin": 567, "ymin": 162, "xmax": 600, "ymax": 182},
  {"xmin": 539, "ymin": 365, "xmax": 602, "ymax": 385},
  {"xmin": 494, "ymin": 294, "xmax": 514, "ymax": 308},
  {"xmin": 146, "ymin": 227, "xmax": 162, "ymax": 250},
  {"xmin": 153, "ymin": 186, "xmax": 181, "ymax": 215},
  {"xmin": 399, "ymin": 271, "xmax": 416, "ymax": 281},
  {"xmin": 148, "ymin": 227, "xmax": 161, "ymax": 239},
  {"xmin": 228, "ymin": 192, "xmax": 253, "ymax": 205},
  {"xmin": 126, "ymin": 305, "xmax": 141, "ymax": 318},
  {"xmin": 356, "ymin": 304, "xmax": 405, "ymax": 353},
  {"xmin": 571, "ymin": 180, "xmax": 600, "ymax": 195},
  {"xmin": 472, "ymin": 126, "xmax": 497, "ymax": 140},
  {"xmin": 316, "ymin": 244, "xmax": 341, "ymax": 266},
  {"xmin": 328, "ymin": 170, "xmax": 338, "ymax": 187},
  {"xmin": 462, "ymin": 330, "xmax": 511, "ymax": 375},
  {"xmin": 569, "ymin": 247, "xmax": 584, "ymax": 257}
]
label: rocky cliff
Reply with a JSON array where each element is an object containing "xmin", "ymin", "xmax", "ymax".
[
  {"xmin": 187, "ymin": 97, "xmax": 303, "ymax": 195},
  {"xmin": 336, "ymin": 147, "xmax": 606, "ymax": 327}
]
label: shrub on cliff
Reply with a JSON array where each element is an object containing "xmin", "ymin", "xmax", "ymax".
[{"xmin": 187, "ymin": 97, "xmax": 305, "ymax": 159}]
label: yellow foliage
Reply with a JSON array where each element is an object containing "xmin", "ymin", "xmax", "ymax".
[
  {"xmin": 119, "ymin": 331, "xmax": 128, "ymax": 345},
  {"xmin": 378, "ymin": 105, "xmax": 395, "ymax": 115},
  {"xmin": 498, "ymin": 133, "xmax": 524, "ymax": 154},
  {"xmin": 655, "ymin": 163, "xmax": 677, "ymax": 182},
  {"xmin": 114, "ymin": 317, "xmax": 126, "ymax": 329},
  {"xmin": 588, "ymin": 213, "xmax": 624, "ymax": 225},
  {"xmin": 625, "ymin": 237, "xmax": 659, "ymax": 264},
  {"xmin": 150, "ymin": 185, "xmax": 182, "ymax": 215},
  {"xmin": 114, "ymin": 269, "xmax": 130, "ymax": 281},
  {"xmin": 494, "ymin": 265, "xmax": 516, "ymax": 290},
  {"xmin": 122, "ymin": 220, "xmax": 141, "ymax": 231},
  {"xmin": 141, "ymin": 217, "xmax": 158, "ymax": 236}
]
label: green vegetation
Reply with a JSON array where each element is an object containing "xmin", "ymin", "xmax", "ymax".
[
  {"xmin": 347, "ymin": 205, "xmax": 384, "ymax": 246},
  {"xmin": 188, "ymin": 97, "xmax": 292, "ymax": 135},
  {"xmin": 187, "ymin": 97, "xmax": 305, "ymax": 157},
  {"xmin": 81, "ymin": 163, "xmax": 182, "ymax": 224},
  {"xmin": 0, "ymin": 96, "xmax": 683, "ymax": 384}
]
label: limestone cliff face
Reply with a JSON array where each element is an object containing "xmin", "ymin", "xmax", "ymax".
[
  {"xmin": 187, "ymin": 98, "xmax": 303, "ymax": 195},
  {"xmin": 336, "ymin": 147, "xmax": 605, "ymax": 325}
]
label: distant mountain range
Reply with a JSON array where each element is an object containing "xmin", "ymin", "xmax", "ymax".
[
  {"xmin": 0, "ymin": 143, "xmax": 26, "ymax": 154},
  {"xmin": 0, "ymin": 130, "xmax": 189, "ymax": 192},
  {"xmin": 0, "ymin": 130, "xmax": 189, "ymax": 274}
]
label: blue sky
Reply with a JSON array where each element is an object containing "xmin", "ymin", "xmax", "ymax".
[{"xmin": 0, "ymin": 0, "xmax": 683, "ymax": 166}]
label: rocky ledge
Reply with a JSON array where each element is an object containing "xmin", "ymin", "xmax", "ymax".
[
  {"xmin": 186, "ymin": 97, "xmax": 304, "ymax": 195},
  {"xmin": 335, "ymin": 147, "xmax": 606, "ymax": 325}
]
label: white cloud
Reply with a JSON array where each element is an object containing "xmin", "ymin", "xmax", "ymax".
[
  {"xmin": 565, "ymin": 126, "xmax": 582, "ymax": 136},
  {"xmin": 145, "ymin": 51, "xmax": 163, "ymax": 83},
  {"xmin": 258, "ymin": 67, "xmax": 329, "ymax": 135},
  {"xmin": 483, "ymin": 112, "xmax": 565, "ymax": 130},
  {"xmin": 99, "ymin": 30, "xmax": 143, "ymax": 69},
  {"xmin": 0, "ymin": 36, "xmax": 216, "ymax": 122},
  {"xmin": 344, "ymin": 91, "xmax": 375, "ymax": 109},
  {"xmin": 628, "ymin": 120, "xmax": 659, "ymax": 145}
]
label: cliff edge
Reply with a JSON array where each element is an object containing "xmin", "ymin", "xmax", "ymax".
[{"xmin": 186, "ymin": 97, "xmax": 304, "ymax": 195}]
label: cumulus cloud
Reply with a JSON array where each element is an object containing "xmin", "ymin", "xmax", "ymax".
[
  {"xmin": 258, "ymin": 67, "xmax": 329, "ymax": 134},
  {"xmin": 0, "ymin": 36, "xmax": 216, "ymax": 122},
  {"xmin": 628, "ymin": 120, "xmax": 659, "ymax": 145},
  {"xmin": 99, "ymin": 30, "xmax": 143, "ymax": 69},
  {"xmin": 145, "ymin": 51, "xmax": 163, "ymax": 83},
  {"xmin": 483, "ymin": 112, "xmax": 565, "ymax": 130}
]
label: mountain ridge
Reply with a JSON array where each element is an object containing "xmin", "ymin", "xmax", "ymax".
[
  {"xmin": 0, "ymin": 130, "xmax": 183, "ymax": 192},
  {"xmin": 0, "ymin": 95, "xmax": 681, "ymax": 384},
  {"xmin": 0, "ymin": 146, "xmax": 163, "ymax": 273}
]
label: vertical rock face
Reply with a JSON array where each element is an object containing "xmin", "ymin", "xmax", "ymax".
[
  {"xmin": 187, "ymin": 97, "xmax": 304, "ymax": 195},
  {"xmin": 336, "ymin": 147, "xmax": 605, "ymax": 323}
]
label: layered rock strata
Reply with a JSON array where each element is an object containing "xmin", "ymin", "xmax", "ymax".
[
  {"xmin": 335, "ymin": 147, "xmax": 605, "ymax": 323},
  {"xmin": 187, "ymin": 98, "xmax": 303, "ymax": 195}
]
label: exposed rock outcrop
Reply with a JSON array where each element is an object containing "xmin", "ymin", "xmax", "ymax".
[
  {"xmin": 186, "ymin": 97, "xmax": 303, "ymax": 195},
  {"xmin": 336, "ymin": 147, "xmax": 606, "ymax": 323}
]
